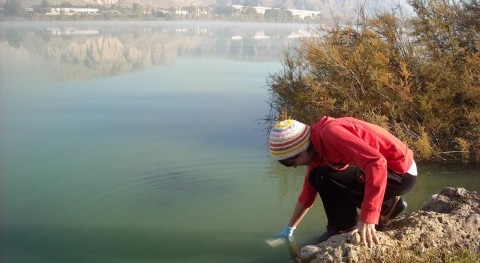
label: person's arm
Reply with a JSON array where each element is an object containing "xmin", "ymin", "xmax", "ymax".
[
  {"xmin": 288, "ymin": 201, "xmax": 310, "ymax": 227},
  {"xmin": 276, "ymin": 201, "xmax": 310, "ymax": 239},
  {"xmin": 277, "ymin": 174, "xmax": 317, "ymax": 239}
]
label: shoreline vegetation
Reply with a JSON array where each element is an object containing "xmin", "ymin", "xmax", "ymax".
[{"xmin": 266, "ymin": 0, "xmax": 480, "ymax": 165}]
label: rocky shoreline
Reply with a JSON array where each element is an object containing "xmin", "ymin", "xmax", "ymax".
[{"xmin": 296, "ymin": 187, "xmax": 480, "ymax": 262}]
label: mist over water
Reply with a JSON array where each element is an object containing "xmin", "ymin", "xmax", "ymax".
[{"xmin": 1, "ymin": 21, "xmax": 478, "ymax": 263}]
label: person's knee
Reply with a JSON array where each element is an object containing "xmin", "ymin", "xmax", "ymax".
[
  {"xmin": 385, "ymin": 173, "xmax": 417, "ymax": 198},
  {"xmin": 401, "ymin": 173, "xmax": 417, "ymax": 195}
]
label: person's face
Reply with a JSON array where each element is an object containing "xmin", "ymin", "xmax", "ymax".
[{"xmin": 279, "ymin": 148, "xmax": 313, "ymax": 167}]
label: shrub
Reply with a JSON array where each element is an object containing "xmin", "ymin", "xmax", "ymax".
[{"xmin": 266, "ymin": 0, "xmax": 480, "ymax": 163}]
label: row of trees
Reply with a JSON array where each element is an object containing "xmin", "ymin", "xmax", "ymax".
[{"xmin": 267, "ymin": 0, "xmax": 480, "ymax": 164}]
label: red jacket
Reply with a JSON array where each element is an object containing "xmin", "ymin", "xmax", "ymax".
[{"xmin": 298, "ymin": 116, "xmax": 414, "ymax": 224}]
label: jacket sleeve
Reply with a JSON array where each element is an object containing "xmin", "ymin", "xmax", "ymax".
[
  {"xmin": 297, "ymin": 171, "xmax": 318, "ymax": 208},
  {"xmin": 322, "ymin": 124, "xmax": 387, "ymax": 224}
]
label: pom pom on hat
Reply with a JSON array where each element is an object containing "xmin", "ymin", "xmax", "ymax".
[{"xmin": 269, "ymin": 119, "xmax": 311, "ymax": 160}]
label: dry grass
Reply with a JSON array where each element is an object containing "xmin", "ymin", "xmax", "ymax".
[{"xmin": 357, "ymin": 247, "xmax": 480, "ymax": 263}]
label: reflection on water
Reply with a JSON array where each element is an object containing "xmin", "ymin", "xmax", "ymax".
[
  {"xmin": 1, "ymin": 21, "xmax": 312, "ymax": 81},
  {"xmin": 1, "ymin": 21, "xmax": 478, "ymax": 263},
  {"xmin": 1, "ymin": 21, "xmax": 311, "ymax": 263},
  {"xmin": 405, "ymin": 164, "xmax": 480, "ymax": 211}
]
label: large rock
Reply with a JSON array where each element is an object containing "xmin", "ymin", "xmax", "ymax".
[{"xmin": 297, "ymin": 187, "xmax": 480, "ymax": 263}]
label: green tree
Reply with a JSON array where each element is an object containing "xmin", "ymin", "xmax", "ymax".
[
  {"xmin": 132, "ymin": 3, "xmax": 142, "ymax": 16},
  {"xmin": 264, "ymin": 8, "xmax": 293, "ymax": 22},
  {"xmin": 215, "ymin": 5, "xmax": 234, "ymax": 17},
  {"xmin": 39, "ymin": 0, "xmax": 50, "ymax": 13},
  {"xmin": 4, "ymin": 0, "xmax": 26, "ymax": 17},
  {"xmin": 242, "ymin": 0, "xmax": 260, "ymax": 6},
  {"xmin": 60, "ymin": 2, "xmax": 73, "ymax": 7},
  {"xmin": 167, "ymin": 6, "xmax": 177, "ymax": 20}
]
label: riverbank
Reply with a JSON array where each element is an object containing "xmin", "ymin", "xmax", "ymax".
[{"xmin": 297, "ymin": 187, "xmax": 480, "ymax": 262}]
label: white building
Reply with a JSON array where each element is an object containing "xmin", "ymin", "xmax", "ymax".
[
  {"xmin": 46, "ymin": 8, "xmax": 99, "ymax": 16},
  {"xmin": 287, "ymin": 9, "xmax": 321, "ymax": 19},
  {"xmin": 231, "ymin": 5, "xmax": 321, "ymax": 19}
]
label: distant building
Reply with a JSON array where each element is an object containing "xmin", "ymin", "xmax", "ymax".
[
  {"xmin": 176, "ymin": 6, "xmax": 212, "ymax": 17},
  {"xmin": 231, "ymin": 5, "xmax": 321, "ymax": 19},
  {"xmin": 232, "ymin": 5, "xmax": 270, "ymax": 15},
  {"xmin": 287, "ymin": 9, "xmax": 321, "ymax": 19},
  {"xmin": 46, "ymin": 8, "xmax": 99, "ymax": 16},
  {"xmin": 175, "ymin": 9, "xmax": 188, "ymax": 16}
]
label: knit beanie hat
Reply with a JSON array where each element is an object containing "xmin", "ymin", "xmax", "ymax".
[{"xmin": 269, "ymin": 119, "xmax": 311, "ymax": 160}]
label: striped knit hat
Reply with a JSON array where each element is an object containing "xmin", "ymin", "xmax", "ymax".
[{"xmin": 269, "ymin": 119, "xmax": 311, "ymax": 160}]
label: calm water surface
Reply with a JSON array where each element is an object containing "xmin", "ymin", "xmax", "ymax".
[{"xmin": 1, "ymin": 21, "xmax": 479, "ymax": 263}]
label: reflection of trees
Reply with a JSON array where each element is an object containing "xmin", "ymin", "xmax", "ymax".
[
  {"xmin": 1, "ymin": 24, "xmax": 304, "ymax": 81},
  {"xmin": 268, "ymin": 160, "xmax": 306, "ymax": 204},
  {"xmin": 4, "ymin": 28, "xmax": 24, "ymax": 48}
]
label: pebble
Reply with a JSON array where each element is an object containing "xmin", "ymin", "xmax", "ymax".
[
  {"xmin": 300, "ymin": 245, "xmax": 319, "ymax": 259},
  {"xmin": 347, "ymin": 232, "xmax": 361, "ymax": 244},
  {"xmin": 465, "ymin": 213, "xmax": 480, "ymax": 232}
]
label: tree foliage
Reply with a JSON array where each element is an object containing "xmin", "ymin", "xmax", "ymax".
[
  {"xmin": 4, "ymin": 0, "xmax": 26, "ymax": 17},
  {"xmin": 264, "ymin": 8, "xmax": 293, "ymax": 22},
  {"xmin": 267, "ymin": 0, "xmax": 480, "ymax": 163}
]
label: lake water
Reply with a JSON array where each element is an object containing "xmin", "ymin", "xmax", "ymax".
[{"xmin": 1, "ymin": 21, "xmax": 479, "ymax": 263}]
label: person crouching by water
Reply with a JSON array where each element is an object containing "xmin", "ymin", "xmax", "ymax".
[{"xmin": 269, "ymin": 116, "xmax": 417, "ymax": 247}]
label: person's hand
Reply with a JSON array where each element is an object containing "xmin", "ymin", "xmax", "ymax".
[
  {"xmin": 276, "ymin": 225, "xmax": 296, "ymax": 239},
  {"xmin": 353, "ymin": 221, "xmax": 379, "ymax": 247}
]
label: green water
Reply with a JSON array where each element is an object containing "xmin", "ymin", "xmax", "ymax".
[{"xmin": 1, "ymin": 21, "xmax": 479, "ymax": 263}]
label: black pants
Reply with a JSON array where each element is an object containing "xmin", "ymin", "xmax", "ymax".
[{"xmin": 308, "ymin": 165, "xmax": 416, "ymax": 232}]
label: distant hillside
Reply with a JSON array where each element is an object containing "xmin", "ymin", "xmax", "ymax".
[{"xmin": 16, "ymin": 0, "xmax": 410, "ymax": 17}]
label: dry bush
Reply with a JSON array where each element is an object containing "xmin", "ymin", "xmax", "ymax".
[{"xmin": 266, "ymin": 0, "xmax": 480, "ymax": 164}]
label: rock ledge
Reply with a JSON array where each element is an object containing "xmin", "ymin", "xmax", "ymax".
[{"xmin": 298, "ymin": 187, "xmax": 480, "ymax": 262}]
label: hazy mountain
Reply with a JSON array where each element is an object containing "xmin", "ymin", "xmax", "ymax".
[{"xmin": 18, "ymin": 0, "xmax": 410, "ymax": 17}]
